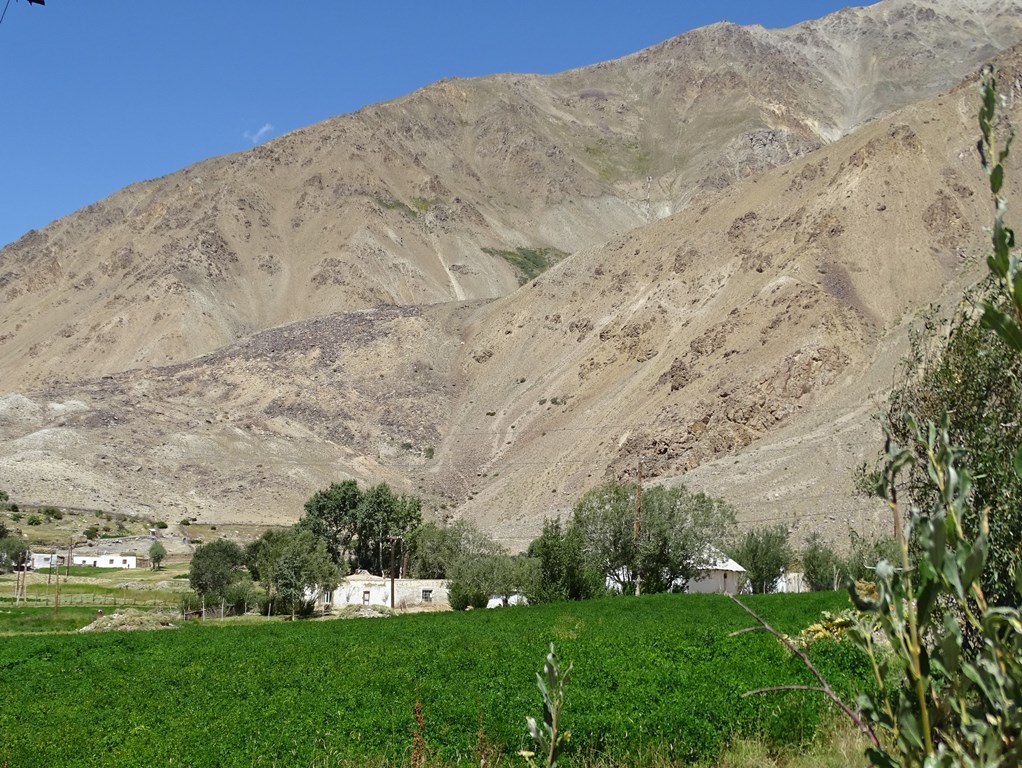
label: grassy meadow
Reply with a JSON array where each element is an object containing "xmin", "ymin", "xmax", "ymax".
[{"xmin": 0, "ymin": 591, "xmax": 869, "ymax": 767}]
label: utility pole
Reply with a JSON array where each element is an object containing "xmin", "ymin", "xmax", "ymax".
[
  {"xmin": 53, "ymin": 553, "xmax": 61, "ymax": 615},
  {"xmin": 634, "ymin": 457, "xmax": 643, "ymax": 597},
  {"xmin": 387, "ymin": 536, "xmax": 403, "ymax": 609}
]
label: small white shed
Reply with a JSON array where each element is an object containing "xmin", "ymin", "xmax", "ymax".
[{"xmin": 686, "ymin": 549, "xmax": 747, "ymax": 595}]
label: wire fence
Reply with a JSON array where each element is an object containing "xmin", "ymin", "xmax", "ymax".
[{"xmin": 3, "ymin": 593, "xmax": 180, "ymax": 608}]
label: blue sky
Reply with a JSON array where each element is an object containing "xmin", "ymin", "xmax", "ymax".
[{"xmin": 0, "ymin": 1, "xmax": 856, "ymax": 249}]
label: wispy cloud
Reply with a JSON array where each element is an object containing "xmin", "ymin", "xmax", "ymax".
[{"xmin": 243, "ymin": 123, "xmax": 274, "ymax": 145}]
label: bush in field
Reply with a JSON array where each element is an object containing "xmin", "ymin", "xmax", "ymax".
[
  {"xmin": 247, "ymin": 526, "xmax": 341, "ymax": 618},
  {"xmin": 447, "ymin": 554, "xmax": 537, "ymax": 610},
  {"xmin": 800, "ymin": 533, "xmax": 842, "ymax": 592},
  {"xmin": 527, "ymin": 518, "xmax": 603, "ymax": 603},
  {"xmin": 799, "ymin": 531, "xmax": 897, "ymax": 592},
  {"xmin": 83, "ymin": 525, "xmax": 99, "ymax": 540},
  {"xmin": 26, "ymin": 514, "xmax": 42, "ymax": 526}
]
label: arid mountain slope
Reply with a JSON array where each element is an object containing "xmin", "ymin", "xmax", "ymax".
[
  {"xmin": 1, "ymin": 0, "xmax": 1020, "ymax": 394},
  {"xmin": 3, "ymin": 45, "xmax": 1017, "ymax": 546}
]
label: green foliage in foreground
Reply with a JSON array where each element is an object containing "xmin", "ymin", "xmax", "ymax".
[{"xmin": 0, "ymin": 592, "xmax": 864, "ymax": 767}]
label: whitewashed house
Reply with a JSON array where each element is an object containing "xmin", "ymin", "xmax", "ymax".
[
  {"xmin": 685, "ymin": 549, "xmax": 747, "ymax": 595},
  {"xmin": 73, "ymin": 554, "xmax": 138, "ymax": 569},
  {"xmin": 28, "ymin": 552, "xmax": 63, "ymax": 570},
  {"xmin": 323, "ymin": 573, "xmax": 449, "ymax": 610}
]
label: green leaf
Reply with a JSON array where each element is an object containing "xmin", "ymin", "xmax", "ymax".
[
  {"xmin": 992, "ymin": 164, "xmax": 1005, "ymax": 194},
  {"xmin": 1014, "ymin": 443, "xmax": 1022, "ymax": 479},
  {"xmin": 982, "ymin": 304, "xmax": 1022, "ymax": 351}
]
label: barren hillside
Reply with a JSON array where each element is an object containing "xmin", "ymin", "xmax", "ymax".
[{"xmin": 1, "ymin": 0, "xmax": 1021, "ymax": 546}]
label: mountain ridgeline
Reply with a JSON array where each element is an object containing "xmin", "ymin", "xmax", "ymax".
[{"xmin": 2, "ymin": 0, "xmax": 1021, "ymax": 547}]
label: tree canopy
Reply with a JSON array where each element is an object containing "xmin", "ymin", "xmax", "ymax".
[
  {"xmin": 300, "ymin": 480, "xmax": 422, "ymax": 574},
  {"xmin": 247, "ymin": 527, "xmax": 341, "ymax": 618},
  {"xmin": 189, "ymin": 539, "xmax": 246, "ymax": 603},
  {"xmin": 530, "ymin": 480, "xmax": 737, "ymax": 599},
  {"xmin": 407, "ymin": 519, "xmax": 502, "ymax": 580}
]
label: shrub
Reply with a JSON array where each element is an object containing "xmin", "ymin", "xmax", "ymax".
[
  {"xmin": 83, "ymin": 525, "xmax": 100, "ymax": 540},
  {"xmin": 156, "ymin": 521, "xmax": 169, "ymax": 529},
  {"xmin": 26, "ymin": 515, "xmax": 42, "ymax": 526},
  {"xmin": 800, "ymin": 533, "xmax": 842, "ymax": 592}
]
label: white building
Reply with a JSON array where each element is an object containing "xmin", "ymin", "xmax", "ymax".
[
  {"xmin": 73, "ymin": 554, "xmax": 137, "ymax": 569},
  {"xmin": 28, "ymin": 552, "xmax": 63, "ymax": 570},
  {"xmin": 685, "ymin": 550, "xmax": 747, "ymax": 595},
  {"xmin": 323, "ymin": 574, "xmax": 449, "ymax": 610}
]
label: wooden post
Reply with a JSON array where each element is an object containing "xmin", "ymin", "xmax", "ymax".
[
  {"xmin": 53, "ymin": 555, "xmax": 61, "ymax": 615},
  {"xmin": 634, "ymin": 458, "xmax": 643, "ymax": 597}
]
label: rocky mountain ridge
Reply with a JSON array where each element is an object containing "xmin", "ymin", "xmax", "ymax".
[{"xmin": 2, "ymin": 0, "xmax": 1021, "ymax": 546}]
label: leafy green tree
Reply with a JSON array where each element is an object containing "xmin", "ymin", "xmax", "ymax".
[
  {"xmin": 569, "ymin": 480, "xmax": 737, "ymax": 594},
  {"xmin": 446, "ymin": 554, "xmax": 535, "ymax": 610},
  {"xmin": 273, "ymin": 529, "xmax": 341, "ymax": 619},
  {"xmin": 0, "ymin": 536, "xmax": 28, "ymax": 574},
  {"xmin": 527, "ymin": 518, "xmax": 603, "ymax": 602},
  {"xmin": 247, "ymin": 526, "xmax": 342, "ymax": 617},
  {"xmin": 223, "ymin": 573, "xmax": 259, "ymax": 616},
  {"xmin": 189, "ymin": 539, "xmax": 246, "ymax": 604},
  {"xmin": 83, "ymin": 525, "xmax": 99, "ymax": 541},
  {"xmin": 300, "ymin": 480, "xmax": 362, "ymax": 564},
  {"xmin": 727, "ymin": 524, "xmax": 792, "ymax": 594},
  {"xmin": 407, "ymin": 519, "xmax": 501, "ymax": 579},
  {"xmin": 355, "ymin": 483, "xmax": 422, "ymax": 574},
  {"xmin": 148, "ymin": 540, "xmax": 167, "ymax": 570},
  {"xmin": 0, "ymin": 519, "xmax": 7, "ymax": 540},
  {"xmin": 300, "ymin": 480, "xmax": 422, "ymax": 574}
]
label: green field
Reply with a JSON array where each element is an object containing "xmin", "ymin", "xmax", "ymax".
[{"xmin": 0, "ymin": 592, "xmax": 866, "ymax": 767}]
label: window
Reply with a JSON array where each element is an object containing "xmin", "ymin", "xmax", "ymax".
[
  {"xmin": 421, "ymin": 589, "xmax": 433, "ymax": 603},
  {"xmin": 362, "ymin": 590, "xmax": 370, "ymax": 606}
]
